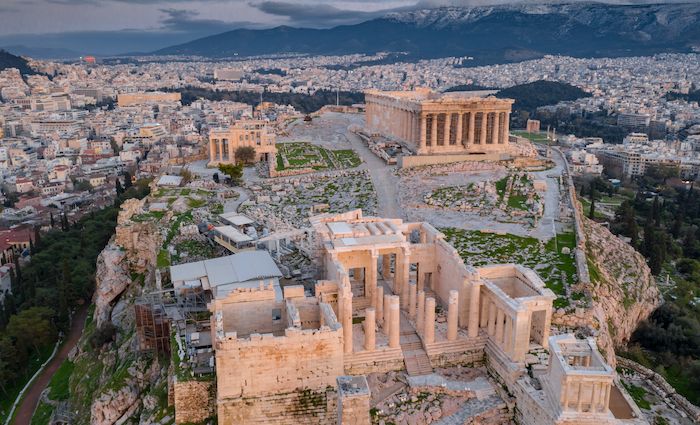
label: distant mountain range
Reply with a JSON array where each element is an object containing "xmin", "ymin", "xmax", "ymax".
[
  {"xmin": 155, "ymin": 3, "xmax": 700, "ymax": 65},
  {"xmin": 0, "ymin": 49, "xmax": 35, "ymax": 75}
]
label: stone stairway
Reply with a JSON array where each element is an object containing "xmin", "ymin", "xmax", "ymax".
[
  {"xmin": 400, "ymin": 314, "xmax": 433, "ymax": 376},
  {"xmin": 403, "ymin": 349, "xmax": 433, "ymax": 376}
]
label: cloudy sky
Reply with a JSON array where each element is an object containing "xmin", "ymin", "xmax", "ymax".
[{"xmin": 0, "ymin": 0, "xmax": 685, "ymax": 56}]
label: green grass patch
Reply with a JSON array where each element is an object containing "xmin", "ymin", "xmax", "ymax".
[
  {"xmin": 442, "ymin": 228, "xmax": 577, "ymax": 307},
  {"xmin": 30, "ymin": 401, "xmax": 54, "ymax": 425},
  {"xmin": 157, "ymin": 249, "xmax": 170, "ymax": 268},
  {"xmin": 495, "ymin": 177, "xmax": 508, "ymax": 199},
  {"xmin": 512, "ymin": 130, "xmax": 550, "ymax": 143},
  {"xmin": 48, "ymin": 360, "xmax": 75, "ymax": 401},
  {"xmin": 0, "ymin": 344, "xmax": 55, "ymax": 423},
  {"xmin": 622, "ymin": 382, "xmax": 651, "ymax": 410},
  {"xmin": 187, "ymin": 198, "xmax": 206, "ymax": 209},
  {"xmin": 507, "ymin": 194, "xmax": 528, "ymax": 210}
]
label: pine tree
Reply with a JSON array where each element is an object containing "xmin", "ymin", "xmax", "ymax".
[
  {"xmin": 589, "ymin": 199, "xmax": 596, "ymax": 219},
  {"xmin": 61, "ymin": 213, "xmax": 69, "ymax": 231},
  {"xmin": 115, "ymin": 178, "xmax": 124, "ymax": 196},
  {"xmin": 642, "ymin": 220, "xmax": 655, "ymax": 258},
  {"xmin": 652, "ymin": 196, "xmax": 661, "ymax": 227},
  {"xmin": 123, "ymin": 171, "xmax": 132, "ymax": 189},
  {"xmin": 50, "ymin": 212, "xmax": 55, "ymax": 228}
]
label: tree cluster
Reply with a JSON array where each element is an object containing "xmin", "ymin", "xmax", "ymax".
[{"xmin": 0, "ymin": 179, "xmax": 150, "ymax": 398}]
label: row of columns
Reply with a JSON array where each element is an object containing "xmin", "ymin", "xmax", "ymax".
[
  {"xmin": 482, "ymin": 295, "xmax": 517, "ymax": 356},
  {"xmin": 363, "ymin": 291, "xmax": 401, "ymax": 352},
  {"xmin": 418, "ymin": 111, "xmax": 509, "ymax": 151},
  {"xmin": 366, "ymin": 101, "xmax": 420, "ymax": 145},
  {"xmin": 561, "ymin": 379, "xmax": 612, "ymax": 413},
  {"xmin": 209, "ymin": 138, "xmax": 229, "ymax": 162}
]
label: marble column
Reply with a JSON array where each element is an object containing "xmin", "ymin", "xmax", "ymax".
[
  {"xmin": 408, "ymin": 282, "xmax": 417, "ymax": 318},
  {"xmin": 389, "ymin": 296, "xmax": 400, "ymax": 349},
  {"xmin": 603, "ymin": 383, "xmax": 611, "ymax": 410},
  {"xmin": 468, "ymin": 283, "xmax": 480, "ymax": 338},
  {"xmin": 419, "ymin": 114, "xmax": 427, "ymax": 151},
  {"xmin": 364, "ymin": 307, "xmax": 376, "ymax": 351},
  {"xmin": 504, "ymin": 315, "xmax": 513, "ymax": 354},
  {"xmin": 382, "ymin": 254, "xmax": 391, "ymax": 280},
  {"xmin": 562, "ymin": 380, "xmax": 570, "ymax": 410},
  {"xmin": 368, "ymin": 252, "xmax": 378, "ymax": 309},
  {"xmin": 447, "ymin": 290, "xmax": 459, "ymax": 341},
  {"xmin": 209, "ymin": 139, "xmax": 216, "ymax": 163},
  {"xmin": 503, "ymin": 112, "xmax": 510, "ymax": 144},
  {"xmin": 424, "ymin": 297, "xmax": 436, "ymax": 344},
  {"xmin": 493, "ymin": 112, "xmax": 500, "ymax": 146},
  {"xmin": 376, "ymin": 286, "xmax": 384, "ymax": 324},
  {"xmin": 416, "ymin": 290, "xmax": 425, "ymax": 336},
  {"xmin": 487, "ymin": 302, "xmax": 496, "ymax": 336},
  {"xmin": 217, "ymin": 139, "xmax": 223, "ymax": 161},
  {"xmin": 383, "ymin": 294, "xmax": 391, "ymax": 330},
  {"xmin": 468, "ymin": 112, "xmax": 475, "ymax": 146},
  {"xmin": 343, "ymin": 291, "xmax": 354, "ymax": 354},
  {"xmin": 430, "ymin": 114, "xmax": 438, "ymax": 147},
  {"xmin": 443, "ymin": 112, "xmax": 451, "ymax": 146},
  {"xmin": 495, "ymin": 308, "xmax": 505, "ymax": 344},
  {"xmin": 480, "ymin": 112, "xmax": 487, "ymax": 145},
  {"xmin": 480, "ymin": 294, "xmax": 489, "ymax": 329},
  {"xmin": 591, "ymin": 382, "xmax": 599, "ymax": 412},
  {"xmin": 456, "ymin": 113, "xmax": 463, "ymax": 146},
  {"xmin": 399, "ymin": 254, "xmax": 410, "ymax": 310},
  {"xmin": 577, "ymin": 382, "xmax": 584, "ymax": 412}
]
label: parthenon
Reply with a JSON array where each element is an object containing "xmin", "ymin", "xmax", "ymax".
[{"xmin": 364, "ymin": 88, "xmax": 514, "ymax": 155}]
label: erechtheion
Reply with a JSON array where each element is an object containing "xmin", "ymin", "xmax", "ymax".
[{"xmin": 208, "ymin": 119, "xmax": 277, "ymax": 166}]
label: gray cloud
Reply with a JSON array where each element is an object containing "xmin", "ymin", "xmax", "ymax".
[
  {"xmin": 158, "ymin": 8, "xmax": 257, "ymax": 32},
  {"xmin": 250, "ymin": 1, "xmax": 414, "ymax": 27}
]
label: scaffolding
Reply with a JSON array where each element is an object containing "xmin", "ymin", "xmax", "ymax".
[{"xmin": 135, "ymin": 295, "xmax": 171, "ymax": 355}]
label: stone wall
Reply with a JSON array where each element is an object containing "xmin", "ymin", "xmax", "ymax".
[
  {"xmin": 217, "ymin": 388, "xmax": 338, "ymax": 425},
  {"xmin": 216, "ymin": 327, "xmax": 344, "ymax": 399},
  {"xmin": 398, "ymin": 153, "xmax": 508, "ymax": 169},
  {"xmin": 617, "ymin": 357, "xmax": 700, "ymax": 423},
  {"xmin": 173, "ymin": 380, "xmax": 214, "ymax": 424},
  {"xmin": 427, "ymin": 346, "xmax": 485, "ymax": 369}
]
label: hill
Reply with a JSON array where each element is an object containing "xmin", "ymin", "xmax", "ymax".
[
  {"xmin": 172, "ymin": 87, "xmax": 364, "ymax": 114},
  {"xmin": 495, "ymin": 80, "xmax": 591, "ymax": 111},
  {"xmin": 0, "ymin": 49, "xmax": 35, "ymax": 75},
  {"xmin": 154, "ymin": 3, "xmax": 700, "ymax": 65},
  {"xmin": 0, "ymin": 49, "xmax": 35, "ymax": 74}
]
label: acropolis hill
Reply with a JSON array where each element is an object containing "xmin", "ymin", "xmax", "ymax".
[{"xmin": 50, "ymin": 101, "xmax": 694, "ymax": 425}]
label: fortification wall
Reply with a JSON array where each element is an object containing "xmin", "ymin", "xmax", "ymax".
[
  {"xmin": 216, "ymin": 327, "xmax": 344, "ymax": 399},
  {"xmin": 399, "ymin": 152, "xmax": 508, "ymax": 168}
]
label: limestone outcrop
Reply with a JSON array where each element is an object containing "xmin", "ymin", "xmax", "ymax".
[
  {"xmin": 113, "ymin": 197, "xmax": 162, "ymax": 273},
  {"xmin": 583, "ymin": 217, "xmax": 661, "ymax": 364},
  {"xmin": 93, "ymin": 243, "xmax": 131, "ymax": 328}
]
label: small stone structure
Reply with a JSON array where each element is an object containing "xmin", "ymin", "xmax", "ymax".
[{"xmin": 336, "ymin": 376, "xmax": 371, "ymax": 425}]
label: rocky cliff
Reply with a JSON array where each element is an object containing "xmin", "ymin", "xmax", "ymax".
[
  {"xmin": 583, "ymin": 217, "xmax": 661, "ymax": 364},
  {"xmin": 65, "ymin": 198, "xmax": 173, "ymax": 425}
]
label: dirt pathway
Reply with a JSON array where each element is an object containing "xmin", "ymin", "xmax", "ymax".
[{"xmin": 12, "ymin": 305, "xmax": 89, "ymax": 425}]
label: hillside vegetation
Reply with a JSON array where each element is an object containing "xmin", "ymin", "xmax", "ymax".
[
  {"xmin": 0, "ymin": 49, "xmax": 35, "ymax": 75},
  {"xmin": 495, "ymin": 80, "xmax": 591, "ymax": 111}
]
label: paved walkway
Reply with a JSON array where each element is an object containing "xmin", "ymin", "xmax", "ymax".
[
  {"xmin": 344, "ymin": 131, "xmax": 401, "ymax": 219},
  {"xmin": 223, "ymin": 187, "xmax": 250, "ymax": 213},
  {"xmin": 13, "ymin": 305, "xmax": 89, "ymax": 425}
]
